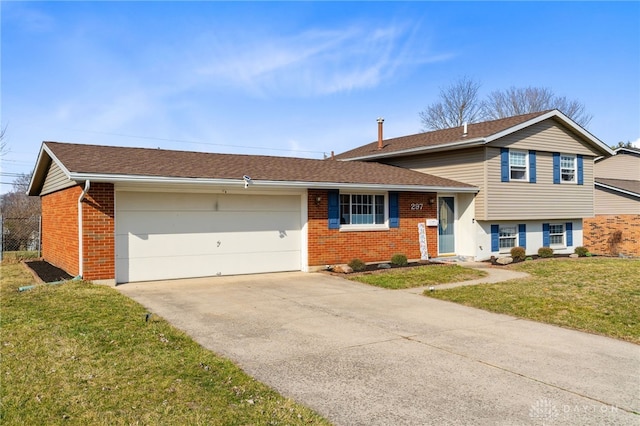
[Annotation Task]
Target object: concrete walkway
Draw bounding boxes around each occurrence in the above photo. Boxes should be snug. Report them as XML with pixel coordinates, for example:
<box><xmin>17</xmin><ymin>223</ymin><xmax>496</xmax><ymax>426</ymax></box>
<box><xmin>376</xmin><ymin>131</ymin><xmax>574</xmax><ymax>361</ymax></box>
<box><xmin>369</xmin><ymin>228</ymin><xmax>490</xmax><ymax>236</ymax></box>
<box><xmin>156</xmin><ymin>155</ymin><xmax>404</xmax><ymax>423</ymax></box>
<box><xmin>403</xmin><ymin>261</ymin><xmax>531</xmax><ymax>293</ymax></box>
<box><xmin>117</xmin><ymin>271</ymin><xmax>639</xmax><ymax>425</ymax></box>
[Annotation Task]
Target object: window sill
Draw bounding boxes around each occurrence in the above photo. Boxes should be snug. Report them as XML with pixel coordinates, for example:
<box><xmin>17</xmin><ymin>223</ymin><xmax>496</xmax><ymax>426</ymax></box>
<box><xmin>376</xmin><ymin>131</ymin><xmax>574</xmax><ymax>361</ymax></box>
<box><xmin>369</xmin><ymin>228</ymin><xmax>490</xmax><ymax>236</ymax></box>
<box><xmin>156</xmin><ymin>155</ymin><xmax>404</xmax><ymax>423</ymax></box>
<box><xmin>339</xmin><ymin>225</ymin><xmax>389</xmax><ymax>232</ymax></box>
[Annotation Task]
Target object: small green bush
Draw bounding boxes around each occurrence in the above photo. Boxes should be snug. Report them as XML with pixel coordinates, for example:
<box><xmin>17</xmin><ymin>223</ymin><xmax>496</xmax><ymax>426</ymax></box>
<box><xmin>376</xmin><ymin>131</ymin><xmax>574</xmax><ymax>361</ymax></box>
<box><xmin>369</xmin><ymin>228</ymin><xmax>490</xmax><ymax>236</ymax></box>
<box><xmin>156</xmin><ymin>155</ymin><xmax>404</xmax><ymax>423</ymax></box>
<box><xmin>538</xmin><ymin>247</ymin><xmax>554</xmax><ymax>258</ymax></box>
<box><xmin>510</xmin><ymin>246</ymin><xmax>526</xmax><ymax>261</ymax></box>
<box><xmin>348</xmin><ymin>258</ymin><xmax>366</xmax><ymax>272</ymax></box>
<box><xmin>390</xmin><ymin>253</ymin><xmax>408</xmax><ymax>266</ymax></box>
<box><xmin>525</xmin><ymin>257</ymin><xmax>533</xmax><ymax>261</ymax></box>
<box><xmin>574</xmin><ymin>246</ymin><xmax>590</xmax><ymax>257</ymax></box>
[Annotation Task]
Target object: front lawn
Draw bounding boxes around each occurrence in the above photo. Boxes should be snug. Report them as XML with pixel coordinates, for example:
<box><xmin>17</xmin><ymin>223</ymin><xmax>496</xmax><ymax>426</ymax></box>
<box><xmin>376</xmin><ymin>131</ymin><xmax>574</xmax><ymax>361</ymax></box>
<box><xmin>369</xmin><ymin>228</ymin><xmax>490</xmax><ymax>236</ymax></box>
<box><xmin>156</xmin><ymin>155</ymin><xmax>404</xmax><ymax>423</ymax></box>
<box><xmin>425</xmin><ymin>258</ymin><xmax>640</xmax><ymax>344</ymax></box>
<box><xmin>348</xmin><ymin>264</ymin><xmax>487</xmax><ymax>289</ymax></box>
<box><xmin>0</xmin><ymin>261</ymin><xmax>329</xmax><ymax>425</ymax></box>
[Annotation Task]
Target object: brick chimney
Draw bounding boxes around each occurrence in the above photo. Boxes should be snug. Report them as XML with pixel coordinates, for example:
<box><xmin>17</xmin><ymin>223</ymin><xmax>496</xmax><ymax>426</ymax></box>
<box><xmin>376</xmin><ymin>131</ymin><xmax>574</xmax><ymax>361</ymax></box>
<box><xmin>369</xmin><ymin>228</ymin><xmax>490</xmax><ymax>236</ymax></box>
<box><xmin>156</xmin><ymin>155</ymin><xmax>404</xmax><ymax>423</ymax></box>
<box><xmin>377</xmin><ymin>117</ymin><xmax>384</xmax><ymax>150</ymax></box>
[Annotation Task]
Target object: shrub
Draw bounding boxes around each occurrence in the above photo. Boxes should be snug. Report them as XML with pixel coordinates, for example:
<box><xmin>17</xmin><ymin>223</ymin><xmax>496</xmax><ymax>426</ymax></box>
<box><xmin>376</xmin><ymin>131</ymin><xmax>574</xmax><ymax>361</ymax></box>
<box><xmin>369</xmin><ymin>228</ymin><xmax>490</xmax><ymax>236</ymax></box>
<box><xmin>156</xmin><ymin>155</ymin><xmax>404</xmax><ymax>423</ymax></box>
<box><xmin>538</xmin><ymin>247</ymin><xmax>554</xmax><ymax>258</ymax></box>
<box><xmin>348</xmin><ymin>258</ymin><xmax>366</xmax><ymax>272</ymax></box>
<box><xmin>574</xmin><ymin>246</ymin><xmax>590</xmax><ymax>257</ymax></box>
<box><xmin>390</xmin><ymin>253</ymin><xmax>408</xmax><ymax>266</ymax></box>
<box><xmin>525</xmin><ymin>257</ymin><xmax>533</xmax><ymax>261</ymax></box>
<box><xmin>510</xmin><ymin>246</ymin><xmax>526</xmax><ymax>261</ymax></box>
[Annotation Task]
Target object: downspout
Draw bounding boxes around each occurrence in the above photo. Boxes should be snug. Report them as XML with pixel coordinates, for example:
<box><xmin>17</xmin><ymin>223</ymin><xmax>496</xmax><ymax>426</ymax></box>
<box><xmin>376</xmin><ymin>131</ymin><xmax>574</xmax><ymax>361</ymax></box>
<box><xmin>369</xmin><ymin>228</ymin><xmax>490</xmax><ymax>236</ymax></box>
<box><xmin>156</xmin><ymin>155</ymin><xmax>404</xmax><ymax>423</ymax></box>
<box><xmin>78</xmin><ymin>180</ymin><xmax>90</xmax><ymax>278</ymax></box>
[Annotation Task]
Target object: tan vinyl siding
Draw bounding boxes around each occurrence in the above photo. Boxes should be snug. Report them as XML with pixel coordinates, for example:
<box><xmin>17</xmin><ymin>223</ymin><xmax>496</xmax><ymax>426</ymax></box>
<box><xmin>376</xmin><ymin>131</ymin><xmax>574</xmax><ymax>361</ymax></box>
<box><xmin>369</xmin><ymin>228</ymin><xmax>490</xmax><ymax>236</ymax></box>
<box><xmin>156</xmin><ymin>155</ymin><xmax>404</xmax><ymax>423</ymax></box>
<box><xmin>41</xmin><ymin>161</ymin><xmax>76</xmax><ymax>195</ymax></box>
<box><xmin>489</xmin><ymin>119</ymin><xmax>598</xmax><ymax>156</ymax></box>
<box><xmin>595</xmin><ymin>187</ymin><xmax>640</xmax><ymax>215</ymax></box>
<box><xmin>485</xmin><ymin>148</ymin><xmax>595</xmax><ymax>220</ymax></box>
<box><xmin>595</xmin><ymin>153</ymin><xmax>640</xmax><ymax>180</ymax></box>
<box><xmin>383</xmin><ymin>147</ymin><xmax>485</xmax><ymax>215</ymax></box>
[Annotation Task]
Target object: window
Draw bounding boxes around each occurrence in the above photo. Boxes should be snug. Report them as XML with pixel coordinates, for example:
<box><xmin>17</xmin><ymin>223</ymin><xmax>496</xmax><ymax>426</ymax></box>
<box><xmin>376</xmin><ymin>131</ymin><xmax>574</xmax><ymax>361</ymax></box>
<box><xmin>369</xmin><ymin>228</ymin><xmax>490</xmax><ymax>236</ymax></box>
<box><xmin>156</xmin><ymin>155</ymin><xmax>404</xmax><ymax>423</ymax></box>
<box><xmin>509</xmin><ymin>151</ymin><xmax>527</xmax><ymax>181</ymax></box>
<box><xmin>549</xmin><ymin>224</ymin><xmax>564</xmax><ymax>246</ymax></box>
<box><xmin>499</xmin><ymin>225</ymin><xmax>517</xmax><ymax>250</ymax></box>
<box><xmin>560</xmin><ymin>155</ymin><xmax>576</xmax><ymax>183</ymax></box>
<box><xmin>340</xmin><ymin>194</ymin><xmax>386</xmax><ymax>225</ymax></box>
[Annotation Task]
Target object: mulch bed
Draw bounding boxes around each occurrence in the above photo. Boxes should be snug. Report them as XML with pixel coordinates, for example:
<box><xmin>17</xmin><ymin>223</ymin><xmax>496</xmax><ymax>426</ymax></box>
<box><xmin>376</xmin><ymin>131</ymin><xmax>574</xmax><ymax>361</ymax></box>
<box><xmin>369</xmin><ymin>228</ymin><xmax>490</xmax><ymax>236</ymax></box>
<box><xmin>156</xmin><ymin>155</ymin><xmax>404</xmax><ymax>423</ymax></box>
<box><xmin>24</xmin><ymin>260</ymin><xmax>74</xmax><ymax>283</ymax></box>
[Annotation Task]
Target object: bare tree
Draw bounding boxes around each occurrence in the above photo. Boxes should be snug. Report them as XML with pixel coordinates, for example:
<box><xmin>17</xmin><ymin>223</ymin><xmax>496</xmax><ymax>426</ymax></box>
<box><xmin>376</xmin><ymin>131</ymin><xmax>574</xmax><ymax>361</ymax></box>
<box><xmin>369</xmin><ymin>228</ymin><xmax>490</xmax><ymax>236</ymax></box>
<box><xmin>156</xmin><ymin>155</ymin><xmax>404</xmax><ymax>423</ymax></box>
<box><xmin>1</xmin><ymin>173</ymin><xmax>42</xmax><ymax>253</ymax></box>
<box><xmin>483</xmin><ymin>86</ymin><xmax>592</xmax><ymax>127</ymax></box>
<box><xmin>419</xmin><ymin>76</ymin><xmax>484</xmax><ymax>130</ymax></box>
<box><xmin>0</xmin><ymin>124</ymin><xmax>7</xmax><ymax>157</ymax></box>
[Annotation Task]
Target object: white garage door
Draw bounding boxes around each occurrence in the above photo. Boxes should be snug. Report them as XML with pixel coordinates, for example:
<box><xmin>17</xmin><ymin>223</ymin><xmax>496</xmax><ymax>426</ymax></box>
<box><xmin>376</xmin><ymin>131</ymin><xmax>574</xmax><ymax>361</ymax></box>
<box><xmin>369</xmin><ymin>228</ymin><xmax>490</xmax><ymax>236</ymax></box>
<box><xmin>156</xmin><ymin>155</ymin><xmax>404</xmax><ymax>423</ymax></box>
<box><xmin>115</xmin><ymin>191</ymin><xmax>302</xmax><ymax>283</ymax></box>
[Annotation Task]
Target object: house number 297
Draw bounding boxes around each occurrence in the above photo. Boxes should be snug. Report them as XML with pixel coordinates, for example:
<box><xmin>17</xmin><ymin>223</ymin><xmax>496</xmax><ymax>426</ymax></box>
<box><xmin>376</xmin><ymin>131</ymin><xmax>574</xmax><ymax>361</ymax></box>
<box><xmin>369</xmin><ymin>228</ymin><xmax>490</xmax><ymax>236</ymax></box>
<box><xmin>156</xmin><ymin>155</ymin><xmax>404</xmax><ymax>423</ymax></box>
<box><xmin>410</xmin><ymin>203</ymin><xmax>424</xmax><ymax>210</ymax></box>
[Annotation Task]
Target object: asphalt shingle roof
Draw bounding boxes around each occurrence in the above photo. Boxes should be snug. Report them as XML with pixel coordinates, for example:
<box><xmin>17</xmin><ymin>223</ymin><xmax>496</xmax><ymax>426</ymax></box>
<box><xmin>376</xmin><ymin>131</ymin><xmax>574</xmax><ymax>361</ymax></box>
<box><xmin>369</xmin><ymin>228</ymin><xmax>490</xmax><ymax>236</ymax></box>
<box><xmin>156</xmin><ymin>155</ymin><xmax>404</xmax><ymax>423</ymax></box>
<box><xmin>335</xmin><ymin>110</ymin><xmax>552</xmax><ymax>160</ymax></box>
<box><xmin>596</xmin><ymin>178</ymin><xmax>640</xmax><ymax>196</ymax></box>
<box><xmin>43</xmin><ymin>141</ymin><xmax>476</xmax><ymax>189</ymax></box>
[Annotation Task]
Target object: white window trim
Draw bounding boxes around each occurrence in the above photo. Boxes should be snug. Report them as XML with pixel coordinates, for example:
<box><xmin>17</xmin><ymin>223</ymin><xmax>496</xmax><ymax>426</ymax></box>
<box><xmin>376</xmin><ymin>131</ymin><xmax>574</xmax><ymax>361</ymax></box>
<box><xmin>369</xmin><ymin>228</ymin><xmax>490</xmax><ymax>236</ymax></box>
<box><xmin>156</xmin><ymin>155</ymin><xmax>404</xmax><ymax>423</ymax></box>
<box><xmin>549</xmin><ymin>223</ymin><xmax>566</xmax><ymax>248</ymax></box>
<box><xmin>509</xmin><ymin>150</ymin><xmax>528</xmax><ymax>182</ymax></box>
<box><xmin>339</xmin><ymin>192</ymin><xmax>389</xmax><ymax>231</ymax></box>
<box><xmin>560</xmin><ymin>154</ymin><xmax>577</xmax><ymax>184</ymax></box>
<box><xmin>498</xmin><ymin>224</ymin><xmax>517</xmax><ymax>253</ymax></box>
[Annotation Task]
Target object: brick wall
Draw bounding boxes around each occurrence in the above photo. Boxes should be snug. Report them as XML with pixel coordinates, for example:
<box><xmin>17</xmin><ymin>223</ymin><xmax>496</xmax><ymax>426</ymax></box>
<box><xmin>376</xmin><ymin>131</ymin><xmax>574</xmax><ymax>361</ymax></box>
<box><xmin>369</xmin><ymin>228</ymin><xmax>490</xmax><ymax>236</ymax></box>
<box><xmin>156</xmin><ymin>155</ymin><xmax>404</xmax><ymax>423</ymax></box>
<box><xmin>41</xmin><ymin>183</ymin><xmax>115</xmax><ymax>280</ymax></box>
<box><xmin>308</xmin><ymin>189</ymin><xmax>438</xmax><ymax>266</ymax></box>
<box><xmin>81</xmin><ymin>183</ymin><xmax>115</xmax><ymax>280</ymax></box>
<box><xmin>41</xmin><ymin>186</ymin><xmax>81</xmax><ymax>275</ymax></box>
<box><xmin>583</xmin><ymin>215</ymin><xmax>640</xmax><ymax>257</ymax></box>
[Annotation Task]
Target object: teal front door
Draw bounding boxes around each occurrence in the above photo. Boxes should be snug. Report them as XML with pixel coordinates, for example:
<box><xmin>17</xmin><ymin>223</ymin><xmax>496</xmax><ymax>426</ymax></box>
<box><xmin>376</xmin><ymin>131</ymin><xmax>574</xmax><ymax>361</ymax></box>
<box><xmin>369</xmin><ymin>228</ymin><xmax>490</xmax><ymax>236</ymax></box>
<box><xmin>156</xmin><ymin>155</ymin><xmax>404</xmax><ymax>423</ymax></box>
<box><xmin>438</xmin><ymin>197</ymin><xmax>455</xmax><ymax>254</ymax></box>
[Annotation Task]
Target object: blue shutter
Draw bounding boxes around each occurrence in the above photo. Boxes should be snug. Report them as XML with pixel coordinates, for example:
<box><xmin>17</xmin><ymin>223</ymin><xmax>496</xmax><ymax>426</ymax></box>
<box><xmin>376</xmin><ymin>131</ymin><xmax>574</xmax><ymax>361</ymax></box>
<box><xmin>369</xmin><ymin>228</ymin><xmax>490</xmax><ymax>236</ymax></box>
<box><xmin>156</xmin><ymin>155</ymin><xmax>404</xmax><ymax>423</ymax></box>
<box><xmin>328</xmin><ymin>190</ymin><xmax>340</xmax><ymax>229</ymax></box>
<box><xmin>518</xmin><ymin>224</ymin><xmax>526</xmax><ymax>248</ymax></box>
<box><xmin>491</xmin><ymin>225</ymin><xmax>499</xmax><ymax>251</ymax></box>
<box><xmin>577</xmin><ymin>155</ymin><xmax>584</xmax><ymax>185</ymax></box>
<box><xmin>389</xmin><ymin>192</ymin><xmax>399</xmax><ymax>228</ymax></box>
<box><xmin>543</xmin><ymin>223</ymin><xmax>550</xmax><ymax>246</ymax></box>
<box><xmin>500</xmin><ymin>148</ymin><xmax>509</xmax><ymax>182</ymax></box>
<box><xmin>529</xmin><ymin>151</ymin><xmax>536</xmax><ymax>183</ymax></box>
<box><xmin>553</xmin><ymin>153</ymin><xmax>560</xmax><ymax>184</ymax></box>
<box><xmin>566</xmin><ymin>222</ymin><xmax>573</xmax><ymax>246</ymax></box>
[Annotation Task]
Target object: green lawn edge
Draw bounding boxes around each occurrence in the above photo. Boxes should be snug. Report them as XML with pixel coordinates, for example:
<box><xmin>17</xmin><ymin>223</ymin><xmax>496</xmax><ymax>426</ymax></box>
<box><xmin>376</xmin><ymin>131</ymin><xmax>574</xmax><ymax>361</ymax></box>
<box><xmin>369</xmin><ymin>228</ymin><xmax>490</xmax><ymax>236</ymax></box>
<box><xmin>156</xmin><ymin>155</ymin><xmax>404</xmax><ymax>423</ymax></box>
<box><xmin>0</xmin><ymin>261</ymin><xmax>330</xmax><ymax>425</ymax></box>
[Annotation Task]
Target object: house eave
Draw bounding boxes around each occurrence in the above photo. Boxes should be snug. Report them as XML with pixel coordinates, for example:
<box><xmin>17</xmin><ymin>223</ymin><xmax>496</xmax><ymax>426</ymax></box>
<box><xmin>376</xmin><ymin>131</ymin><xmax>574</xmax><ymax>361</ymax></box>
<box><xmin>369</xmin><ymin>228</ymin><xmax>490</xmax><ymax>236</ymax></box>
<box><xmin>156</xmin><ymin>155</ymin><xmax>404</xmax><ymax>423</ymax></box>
<box><xmin>595</xmin><ymin>182</ymin><xmax>640</xmax><ymax>198</ymax></box>
<box><xmin>338</xmin><ymin>138</ymin><xmax>487</xmax><ymax>162</ymax></box>
<box><xmin>68</xmin><ymin>173</ymin><xmax>479</xmax><ymax>194</ymax></box>
<box><xmin>27</xmin><ymin>143</ymin><xmax>73</xmax><ymax>196</ymax></box>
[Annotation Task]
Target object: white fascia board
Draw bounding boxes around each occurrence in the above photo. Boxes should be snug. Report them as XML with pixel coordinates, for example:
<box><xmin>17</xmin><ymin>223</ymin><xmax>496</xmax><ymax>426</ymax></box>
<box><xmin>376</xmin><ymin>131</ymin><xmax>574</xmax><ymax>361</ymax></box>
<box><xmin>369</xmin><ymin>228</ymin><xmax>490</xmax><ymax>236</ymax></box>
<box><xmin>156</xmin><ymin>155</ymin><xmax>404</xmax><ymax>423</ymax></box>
<box><xmin>27</xmin><ymin>143</ymin><xmax>74</xmax><ymax>195</ymax></box>
<box><xmin>338</xmin><ymin>138</ymin><xmax>486</xmax><ymax>162</ymax></box>
<box><xmin>69</xmin><ymin>173</ymin><xmax>479</xmax><ymax>194</ymax></box>
<box><xmin>486</xmin><ymin>110</ymin><xmax>615</xmax><ymax>156</ymax></box>
<box><xmin>595</xmin><ymin>182</ymin><xmax>640</xmax><ymax>198</ymax></box>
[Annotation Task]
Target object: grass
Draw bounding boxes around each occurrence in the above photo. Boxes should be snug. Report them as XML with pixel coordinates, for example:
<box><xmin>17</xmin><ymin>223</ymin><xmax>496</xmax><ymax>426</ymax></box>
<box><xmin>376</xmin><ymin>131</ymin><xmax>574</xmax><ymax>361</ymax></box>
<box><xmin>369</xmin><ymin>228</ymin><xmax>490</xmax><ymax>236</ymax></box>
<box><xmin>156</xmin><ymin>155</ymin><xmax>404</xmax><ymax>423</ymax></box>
<box><xmin>425</xmin><ymin>258</ymin><xmax>640</xmax><ymax>344</ymax></box>
<box><xmin>348</xmin><ymin>264</ymin><xmax>487</xmax><ymax>289</ymax></box>
<box><xmin>1</xmin><ymin>250</ymin><xmax>39</xmax><ymax>261</ymax></box>
<box><xmin>0</xmin><ymin>260</ymin><xmax>329</xmax><ymax>425</ymax></box>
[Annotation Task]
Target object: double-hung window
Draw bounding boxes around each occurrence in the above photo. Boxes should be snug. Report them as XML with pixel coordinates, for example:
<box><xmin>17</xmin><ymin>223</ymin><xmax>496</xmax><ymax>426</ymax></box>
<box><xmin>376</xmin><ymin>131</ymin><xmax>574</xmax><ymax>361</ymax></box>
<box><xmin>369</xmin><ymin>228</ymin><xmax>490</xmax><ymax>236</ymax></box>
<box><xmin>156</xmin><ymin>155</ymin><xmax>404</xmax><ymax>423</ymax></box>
<box><xmin>498</xmin><ymin>225</ymin><xmax>517</xmax><ymax>250</ymax></box>
<box><xmin>549</xmin><ymin>224</ymin><xmax>565</xmax><ymax>246</ymax></box>
<box><xmin>340</xmin><ymin>194</ymin><xmax>385</xmax><ymax>226</ymax></box>
<box><xmin>509</xmin><ymin>151</ymin><xmax>527</xmax><ymax>181</ymax></box>
<box><xmin>560</xmin><ymin>155</ymin><xmax>576</xmax><ymax>183</ymax></box>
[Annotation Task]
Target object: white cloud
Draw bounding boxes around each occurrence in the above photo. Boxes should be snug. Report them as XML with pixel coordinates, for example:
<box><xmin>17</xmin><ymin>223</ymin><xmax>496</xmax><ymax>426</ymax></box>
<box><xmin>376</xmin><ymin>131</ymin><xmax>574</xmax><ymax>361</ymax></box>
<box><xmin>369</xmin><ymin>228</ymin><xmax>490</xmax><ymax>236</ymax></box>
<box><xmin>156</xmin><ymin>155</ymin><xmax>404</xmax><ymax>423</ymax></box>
<box><xmin>631</xmin><ymin>137</ymin><xmax>640</xmax><ymax>148</ymax></box>
<box><xmin>192</xmin><ymin>23</ymin><xmax>451</xmax><ymax>98</ymax></box>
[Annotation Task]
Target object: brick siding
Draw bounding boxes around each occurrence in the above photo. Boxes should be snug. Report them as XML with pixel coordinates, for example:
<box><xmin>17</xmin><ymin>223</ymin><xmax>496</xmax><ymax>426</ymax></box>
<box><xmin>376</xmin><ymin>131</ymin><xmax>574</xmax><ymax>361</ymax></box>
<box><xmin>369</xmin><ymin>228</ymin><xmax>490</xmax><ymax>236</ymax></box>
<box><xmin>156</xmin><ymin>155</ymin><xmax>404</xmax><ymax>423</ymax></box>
<box><xmin>81</xmin><ymin>183</ymin><xmax>115</xmax><ymax>280</ymax></box>
<box><xmin>583</xmin><ymin>215</ymin><xmax>640</xmax><ymax>257</ymax></box>
<box><xmin>308</xmin><ymin>189</ymin><xmax>438</xmax><ymax>266</ymax></box>
<box><xmin>41</xmin><ymin>186</ymin><xmax>82</xmax><ymax>275</ymax></box>
<box><xmin>41</xmin><ymin>183</ymin><xmax>115</xmax><ymax>280</ymax></box>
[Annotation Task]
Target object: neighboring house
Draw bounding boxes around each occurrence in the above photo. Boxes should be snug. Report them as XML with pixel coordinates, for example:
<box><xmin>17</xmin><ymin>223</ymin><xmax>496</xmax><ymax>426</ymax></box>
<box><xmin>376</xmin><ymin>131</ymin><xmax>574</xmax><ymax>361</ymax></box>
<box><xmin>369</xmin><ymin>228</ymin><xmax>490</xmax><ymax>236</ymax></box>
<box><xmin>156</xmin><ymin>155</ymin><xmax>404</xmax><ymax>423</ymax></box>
<box><xmin>336</xmin><ymin>110</ymin><xmax>614</xmax><ymax>261</ymax></box>
<box><xmin>27</xmin><ymin>142</ymin><xmax>477</xmax><ymax>284</ymax></box>
<box><xmin>583</xmin><ymin>147</ymin><xmax>640</xmax><ymax>256</ymax></box>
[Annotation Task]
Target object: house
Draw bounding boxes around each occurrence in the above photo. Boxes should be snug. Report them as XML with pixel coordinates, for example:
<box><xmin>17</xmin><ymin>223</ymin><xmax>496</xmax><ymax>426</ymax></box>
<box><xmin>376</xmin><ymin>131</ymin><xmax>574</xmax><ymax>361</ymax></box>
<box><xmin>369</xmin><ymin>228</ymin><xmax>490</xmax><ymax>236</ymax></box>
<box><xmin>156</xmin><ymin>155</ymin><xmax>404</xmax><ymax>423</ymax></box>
<box><xmin>27</xmin><ymin>142</ymin><xmax>477</xmax><ymax>284</ymax></box>
<box><xmin>335</xmin><ymin>110</ymin><xmax>614</xmax><ymax>261</ymax></box>
<box><xmin>583</xmin><ymin>147</ymin><xmax>640</xmax><ymax>256</ymax></box>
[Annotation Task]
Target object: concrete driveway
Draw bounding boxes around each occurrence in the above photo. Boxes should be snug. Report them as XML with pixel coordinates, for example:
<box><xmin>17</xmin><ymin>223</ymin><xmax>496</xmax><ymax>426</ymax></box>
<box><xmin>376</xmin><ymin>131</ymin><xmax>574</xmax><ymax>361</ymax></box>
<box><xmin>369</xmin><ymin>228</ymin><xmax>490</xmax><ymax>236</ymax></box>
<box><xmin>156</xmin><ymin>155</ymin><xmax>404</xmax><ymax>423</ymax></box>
<box><xmin>117</xmin><ymin>272</ymin><xmax>639</xmax><ymax>425</ymax></box>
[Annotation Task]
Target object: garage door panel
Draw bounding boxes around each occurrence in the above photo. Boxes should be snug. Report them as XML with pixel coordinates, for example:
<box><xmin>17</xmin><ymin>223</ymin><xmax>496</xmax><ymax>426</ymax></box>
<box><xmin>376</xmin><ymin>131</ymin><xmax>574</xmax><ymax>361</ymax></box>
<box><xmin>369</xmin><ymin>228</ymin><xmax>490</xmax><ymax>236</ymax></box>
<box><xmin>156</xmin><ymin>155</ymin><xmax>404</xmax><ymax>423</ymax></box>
<box><xmin>119</xmin><ymin>249</ymin><xmax>301</xmax><ymax>282</ymax></box>
<box><xmin>118</xmin><ymin>192</ymin><xmax>300</xmax><ymax>212</ymax></box>
<box><xmin>115</xmin><ymin>191</ymin><xmax>303</xmax><ymax>283</ymax></box>
<box><xmin>117</xmin><ymin>210</ymin><xmax>300</xmax><ymax>235</ymax></box>
<box><xmin>117</xmin><ymin>229</ymin><xmax>301</xmax><ymax>258</ymax></box>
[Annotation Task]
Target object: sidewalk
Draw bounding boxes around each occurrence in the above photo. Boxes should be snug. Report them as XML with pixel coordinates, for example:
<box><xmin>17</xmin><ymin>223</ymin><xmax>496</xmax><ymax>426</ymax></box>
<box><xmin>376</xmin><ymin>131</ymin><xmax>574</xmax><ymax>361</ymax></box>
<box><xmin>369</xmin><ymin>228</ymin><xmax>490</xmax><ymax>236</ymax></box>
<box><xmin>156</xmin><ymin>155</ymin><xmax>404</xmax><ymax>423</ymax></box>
<box><xmin>403</xmin><ymin>260</ymin><xmax>531</xmax><ymax>293</ymax></box>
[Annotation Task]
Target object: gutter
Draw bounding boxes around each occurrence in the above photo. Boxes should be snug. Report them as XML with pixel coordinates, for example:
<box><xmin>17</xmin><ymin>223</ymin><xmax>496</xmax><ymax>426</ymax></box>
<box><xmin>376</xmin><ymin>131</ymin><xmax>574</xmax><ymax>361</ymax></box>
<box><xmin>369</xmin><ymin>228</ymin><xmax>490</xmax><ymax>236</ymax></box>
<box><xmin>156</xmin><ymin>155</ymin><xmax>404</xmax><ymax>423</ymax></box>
<box><xmin>68</xmin><ymin>173</ymin><xmax>479</xmax><ymax>193</ymax></box>
<box><xmin>77</xmin><ymin>180</ymin><xmax>90</xmax><ymax>278</ymax></box>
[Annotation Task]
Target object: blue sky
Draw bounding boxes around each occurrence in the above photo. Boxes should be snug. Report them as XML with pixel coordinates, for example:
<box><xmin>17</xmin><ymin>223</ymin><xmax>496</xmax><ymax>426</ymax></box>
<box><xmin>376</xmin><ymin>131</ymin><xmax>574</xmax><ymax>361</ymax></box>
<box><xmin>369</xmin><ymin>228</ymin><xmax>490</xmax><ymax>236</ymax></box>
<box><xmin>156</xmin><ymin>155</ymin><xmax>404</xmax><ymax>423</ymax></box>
<box><xmin>2</xmin><ymin>1</ymin><xmax>639</xmax><ymax>194</ymax></box>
